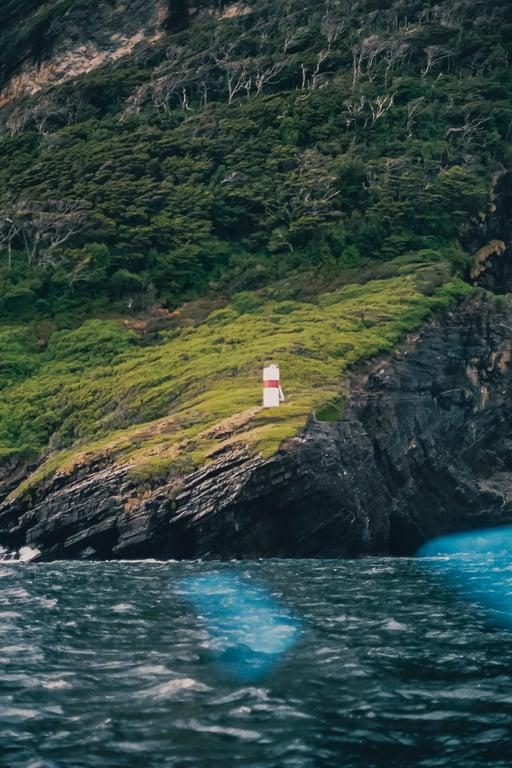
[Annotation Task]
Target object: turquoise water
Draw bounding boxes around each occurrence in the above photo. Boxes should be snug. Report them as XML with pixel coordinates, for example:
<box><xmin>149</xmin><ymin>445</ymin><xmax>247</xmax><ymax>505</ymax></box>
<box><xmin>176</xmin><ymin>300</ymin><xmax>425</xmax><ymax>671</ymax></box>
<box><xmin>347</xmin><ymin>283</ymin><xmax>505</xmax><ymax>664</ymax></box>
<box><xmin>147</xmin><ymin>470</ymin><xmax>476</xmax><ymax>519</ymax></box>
<box><xmin>1</xmin><ymin>559</ymin><xmax>511</xmax><ymax>767</ymax></box>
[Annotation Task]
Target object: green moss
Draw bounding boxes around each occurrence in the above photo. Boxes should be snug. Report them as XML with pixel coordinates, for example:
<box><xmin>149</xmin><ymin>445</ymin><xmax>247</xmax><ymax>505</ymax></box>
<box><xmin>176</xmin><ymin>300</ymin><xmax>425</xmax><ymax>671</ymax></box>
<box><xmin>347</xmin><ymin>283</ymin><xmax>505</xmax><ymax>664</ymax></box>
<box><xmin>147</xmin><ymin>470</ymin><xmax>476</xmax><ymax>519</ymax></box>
<box><xmin>3</xmin><ymin>261</ymin><xmax>472</xmax><ymax>496</ymax></box>
<box><xmin>316</xmin><ymin>398</ymin><xmax>345</xmax><ymax>422</ymax></box>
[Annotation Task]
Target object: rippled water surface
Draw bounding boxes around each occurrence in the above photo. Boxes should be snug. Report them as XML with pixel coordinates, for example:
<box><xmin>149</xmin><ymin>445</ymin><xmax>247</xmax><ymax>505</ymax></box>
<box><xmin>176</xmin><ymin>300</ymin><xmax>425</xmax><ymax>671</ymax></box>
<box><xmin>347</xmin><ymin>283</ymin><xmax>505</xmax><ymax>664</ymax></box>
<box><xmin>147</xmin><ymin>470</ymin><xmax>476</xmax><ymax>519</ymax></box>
<box><xmin>1</xmin><ymin>558</ymin><xmax>511</xmax><ymax>767</ymax></box>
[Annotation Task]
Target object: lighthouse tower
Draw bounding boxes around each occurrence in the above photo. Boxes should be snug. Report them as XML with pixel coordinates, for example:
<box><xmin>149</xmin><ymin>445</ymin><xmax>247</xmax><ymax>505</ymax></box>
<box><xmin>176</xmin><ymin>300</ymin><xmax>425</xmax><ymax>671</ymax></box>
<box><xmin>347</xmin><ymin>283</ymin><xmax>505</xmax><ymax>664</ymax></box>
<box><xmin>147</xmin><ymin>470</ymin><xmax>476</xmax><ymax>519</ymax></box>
<box><xmin>263</xmin><ymin>364</ymin><xmax>285</xmax><ymax>408</ymax></box>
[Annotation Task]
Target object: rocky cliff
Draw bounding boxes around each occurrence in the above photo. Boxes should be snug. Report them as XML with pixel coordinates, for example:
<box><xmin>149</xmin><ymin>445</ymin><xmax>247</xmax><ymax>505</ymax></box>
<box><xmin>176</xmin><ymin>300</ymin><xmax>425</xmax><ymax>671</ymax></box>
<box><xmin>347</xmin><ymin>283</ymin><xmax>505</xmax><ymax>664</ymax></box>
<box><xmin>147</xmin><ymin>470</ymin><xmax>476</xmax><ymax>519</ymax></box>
<box><xmin>2</xmin><ymin>289</ymin><xmax>512</xmax><ymax>561</ymax></box>
<box><xmin>1</xmin><ymin>0</ymin><xmax>511</xmax><ymax>560</ymax></box>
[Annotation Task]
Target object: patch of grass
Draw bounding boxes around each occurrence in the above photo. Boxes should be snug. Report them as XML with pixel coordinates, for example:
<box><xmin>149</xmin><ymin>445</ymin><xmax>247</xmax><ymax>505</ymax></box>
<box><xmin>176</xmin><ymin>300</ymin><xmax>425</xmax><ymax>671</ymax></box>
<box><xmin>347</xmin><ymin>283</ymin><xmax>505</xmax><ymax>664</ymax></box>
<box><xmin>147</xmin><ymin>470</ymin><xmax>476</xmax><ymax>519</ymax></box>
<box><xmin>3</xmin><ymin>264</ymin><xmax>473</xmax><ymax>497</ymax></box>
<box><xmin>316</xmin><ymin>397</ymin><xmax>345</xmax><ymax>422</ymax></box>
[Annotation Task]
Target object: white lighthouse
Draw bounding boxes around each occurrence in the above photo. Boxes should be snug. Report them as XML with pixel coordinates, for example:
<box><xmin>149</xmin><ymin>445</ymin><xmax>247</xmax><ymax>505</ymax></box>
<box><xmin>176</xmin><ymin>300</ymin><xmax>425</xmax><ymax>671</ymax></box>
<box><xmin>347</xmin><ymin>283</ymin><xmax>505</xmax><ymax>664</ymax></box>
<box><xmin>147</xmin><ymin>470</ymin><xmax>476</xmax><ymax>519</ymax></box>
<box><xmin>263</xmin><ymin>363</ymin><xmax>285</xmax><ymax>408</ymax></box>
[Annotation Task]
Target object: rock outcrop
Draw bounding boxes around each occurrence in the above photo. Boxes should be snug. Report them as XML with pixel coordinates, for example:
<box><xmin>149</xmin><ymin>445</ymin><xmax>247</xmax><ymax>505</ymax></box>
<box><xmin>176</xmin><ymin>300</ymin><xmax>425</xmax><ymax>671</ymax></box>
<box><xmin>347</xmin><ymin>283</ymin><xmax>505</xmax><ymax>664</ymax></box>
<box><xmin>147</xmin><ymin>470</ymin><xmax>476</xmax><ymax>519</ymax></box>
<box><xmin>0</xmin><ymin>1</ymin><xmax>168</xmax><ymax>108</ymax></box>
<box><xmin>466</xmin><ymin>171</ymin><xmax>512</xmax><ymax>293</ymax></box>
<box><xmin>2</xmin><ymin>292</ymin><xmax>512</xmax><ymax>560</ymax></box>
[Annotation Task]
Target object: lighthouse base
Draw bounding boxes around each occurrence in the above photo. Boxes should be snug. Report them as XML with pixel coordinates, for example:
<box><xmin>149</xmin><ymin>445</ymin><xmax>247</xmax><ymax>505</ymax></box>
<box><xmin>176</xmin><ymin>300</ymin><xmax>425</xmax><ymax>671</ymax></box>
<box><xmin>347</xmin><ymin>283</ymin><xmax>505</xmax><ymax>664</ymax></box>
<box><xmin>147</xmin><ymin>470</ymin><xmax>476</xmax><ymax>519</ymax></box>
<box><xmin>263</xmin><ymin>389</ymin><xmax>280</xmax><ymax>408</ymax></box>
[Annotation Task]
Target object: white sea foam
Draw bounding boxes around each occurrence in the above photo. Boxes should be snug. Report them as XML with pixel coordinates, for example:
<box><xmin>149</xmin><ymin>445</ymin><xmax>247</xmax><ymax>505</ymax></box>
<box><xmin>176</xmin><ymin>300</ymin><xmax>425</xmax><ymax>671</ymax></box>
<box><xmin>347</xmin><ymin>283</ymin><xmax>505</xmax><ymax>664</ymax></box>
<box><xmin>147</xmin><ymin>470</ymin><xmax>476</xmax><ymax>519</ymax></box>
<box><xmin>112</xmin><ymin>602</ymin><xmax>134</xmax><ymax>613</ymax></box>
<box><xmin>132</xmin><ymin>664</ymin><xmax>169</xmax><ymax>676</ymax></box>
<box><xmin>140</xmin><ymin>678</ymin><xmax>211</xmax><ymax>699</ymax></box>
<box><xmin>18</xmin><ymin>546</ymin><xmax>41</xmax><ymax>563</ymax></box>
<box><xmin>178</xmin><ymin>720</ymin><xmax>261</xmax><ymax>741</ymax></box>
<box><xmin>0</xmin><ymin>546</ymin><xmax>41</xmax><ymax>563</ymax></box>
<box><xmin>36</xmin><ymin>597</ymin><xmax>58</xmax><ymax>609</ymax></box>
<box><xmin>1</xmin><ymin>707</ymin><xmax>40</xmax><ymax>720</ymax></box>
<box><xmin>3</xmin><ymin>587</ymin><xmax>30</xmax><ymax>599</ymax></box>
<box><xmin>384</xmin><ymin>618</ymin><xmax>408</xmax><ymax>631</ymax></box>
<box><xmin>42</xmin><ymin>679</ymin><xmax>73</xmax><ymax>690</ymax></box>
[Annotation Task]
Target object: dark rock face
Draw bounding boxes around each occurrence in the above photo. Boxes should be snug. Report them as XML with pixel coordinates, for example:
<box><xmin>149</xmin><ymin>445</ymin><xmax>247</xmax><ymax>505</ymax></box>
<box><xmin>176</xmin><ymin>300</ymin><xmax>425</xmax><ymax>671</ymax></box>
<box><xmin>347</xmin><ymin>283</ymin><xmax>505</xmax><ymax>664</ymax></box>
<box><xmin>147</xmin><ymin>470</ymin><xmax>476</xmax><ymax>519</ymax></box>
<box><xmin>2</xmin><ymin>293</ymin><xmax>512</xmax><ymax>560</ymax></box>
<box><xmin>466</xmin><ymin>172</ymin><xmax>512</xmax><ymax>294</ymax></box>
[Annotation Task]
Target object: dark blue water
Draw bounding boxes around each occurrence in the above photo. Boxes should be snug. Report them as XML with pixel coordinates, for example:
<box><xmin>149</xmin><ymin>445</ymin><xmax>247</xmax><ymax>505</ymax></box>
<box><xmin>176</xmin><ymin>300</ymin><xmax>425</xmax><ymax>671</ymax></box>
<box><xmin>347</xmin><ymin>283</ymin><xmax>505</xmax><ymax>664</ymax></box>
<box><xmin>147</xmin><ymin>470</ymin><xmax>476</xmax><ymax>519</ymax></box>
<box><xmin>1</xmin><ymin>558</ymin><xmax>511</xmax><ymax>768</ymax></box>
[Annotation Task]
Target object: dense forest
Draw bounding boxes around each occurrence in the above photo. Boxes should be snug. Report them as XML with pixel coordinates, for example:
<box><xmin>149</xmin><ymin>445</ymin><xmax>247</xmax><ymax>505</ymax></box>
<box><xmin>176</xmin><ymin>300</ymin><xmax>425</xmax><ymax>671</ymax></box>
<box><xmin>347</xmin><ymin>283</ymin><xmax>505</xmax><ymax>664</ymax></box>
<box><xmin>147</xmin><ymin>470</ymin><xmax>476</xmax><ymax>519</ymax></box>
<box><xmin>1</xmin><ymin>0</ymin><xmax>510</xmax><ymax>320</ymax></box>
<box><xmin>0</xmin><ymin>0</ymin><xmax>510</xmax><ymax>486</ymax></box>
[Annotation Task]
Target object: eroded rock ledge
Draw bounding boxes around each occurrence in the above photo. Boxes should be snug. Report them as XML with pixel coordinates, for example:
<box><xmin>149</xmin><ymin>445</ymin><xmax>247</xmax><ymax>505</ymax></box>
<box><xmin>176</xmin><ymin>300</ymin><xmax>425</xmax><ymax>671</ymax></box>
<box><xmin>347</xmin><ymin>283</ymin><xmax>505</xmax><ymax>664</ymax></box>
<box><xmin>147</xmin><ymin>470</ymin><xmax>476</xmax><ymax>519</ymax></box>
<box><xmin>1</xmin><ymin>292</ymin><xmax>512</xmax><ymax>560</ymax></box>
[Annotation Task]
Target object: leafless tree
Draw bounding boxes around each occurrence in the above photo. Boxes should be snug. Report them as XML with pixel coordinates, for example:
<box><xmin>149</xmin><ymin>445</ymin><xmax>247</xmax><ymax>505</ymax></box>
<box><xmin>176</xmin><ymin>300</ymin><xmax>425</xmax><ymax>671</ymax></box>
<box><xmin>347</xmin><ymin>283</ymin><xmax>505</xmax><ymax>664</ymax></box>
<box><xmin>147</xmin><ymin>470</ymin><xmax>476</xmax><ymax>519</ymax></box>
<box><xmin>446</xmin><ymin>105</ymin><xmax>495</xmax><ymax>157</ymax></box>
<box><xmin>150</xmin><ymin>69</ymin><xmax>197</xmax><ymax>112</ymax></box>
<box><xmin>382</xmin><ymin>40</ymin><xmax>410</xmax><ymax>84</ymax></box>
<box><xmin>151</xmin><ymin>74</ymin><xmax>183</xmax><ymax>113</ymax></box>
<box><xmin>215</xmin><ymin>51</ymin><xmax>251</xmax><ymax>103</ymax></box>
<box><xmin>406</xmin><ymin>97</ymin><xmax>426</xmax><ymax>138</ymax></box>
<box><xmin>321</xmin><ymin>10</ymin><xmax>345</xmax><ymax>51</ymax></box>
<box><xmin>62</xmin><ymin>93</ymin><xmax>87</xmax><ymax>126</ymax></box>
<box><xmin>422</xmin><ymin>46</ymin><xmax>452</xmax><ymax>77</ymax></box>
<box><xmin>5</xmin><ymin>90</ymin><xmax>85</xmax><ymax>136</ymax></box>
<box><xmin>352</xmin><ymin>35</ymin><xmax>387</xmax><ymax>85</ymax></box>
<box><xmin>199</xmin><ymin>78</ymin><xmax>209</xmax><ymax>108</ymax></box>
<box><xmin>292</xmin><ymin>149</ymin><xmax>340</xmax><ymax>220</ymax></box>
<box><xmin>255</xmin><ymin>61</ymin><xmax>285</xmax><ymax>94</ymax></box>
<box><xmin>344</xmin><ymin>94</ymin><xmax>367</xmax><ymax>129</ymax></box>
<box><xmin>420</xmin><ymin>2</ymin><xmax>459</xmax><ymax>30</ymax></box>
<box><xmin>299</xmin><ymin>50</ymin><xmax>329</xmax><ymax>91</ymax></box>
<box><xmin>6</xmin><ymin>106</ymin><xmax>32</xmax><ymax>137</ymax></box>
<box><xmin>266</xmin><ymin>147</ymin><xmax>341</xmax><ymax>251</ymax></box>
<box><xmin>40</xmin><ymin>201</ymin><xmax>90</xmax><ymax>267</ymax></box>
<box><xmin>314</xmin><ymin>50</ymin><xmax>330</xmax><ymax>89</ymax></box>
<box><xmin>179</xmin><ymin>87</ymin><xmax>192</xmax><ymax>110</ymax></box>
<box><xmin>363</xmin><ymin>156</ymin><xmax>438</xmax><ymax>212</ymax></box>
<box><xmin>6</xmin><ymin>199</ymin><xmax>90</xmax><ymax>267</ymax></box>
<box><xmin>352</xmin><ymin>33</ymin><xmax>410</xmax><ymax>86</ymax></box>
<box><xmin>283</xmin><ymin>27</ymin><xmax>308</xmax><ymax>54</ymax></box>
<box><xmin>120</xmin><ymin>84</ymin><xmax>150</xmax><ymax>121</ymax></box>
<box><xmin>351</xmin><ymin>45</ymin><xmax>362</xmax><ymax>86</ymax></box>
<box><xmin>0</xmin><ymin>207</ymin><xmax>22</xmax><ymax>271</ymax></box>
<box><xmin>30</xmin><ymin>93</ymin><xmax>65</xmax><ymax>135</ymax></box>
<box><xmin>300</xmin><ymin>63</ymin><xmax>309</xmax><ymax>91</ymax></box>
<box><xmin>370</xmin><ymin>92</ymin><xmax>396</xmax><ymax>123</ymax></box>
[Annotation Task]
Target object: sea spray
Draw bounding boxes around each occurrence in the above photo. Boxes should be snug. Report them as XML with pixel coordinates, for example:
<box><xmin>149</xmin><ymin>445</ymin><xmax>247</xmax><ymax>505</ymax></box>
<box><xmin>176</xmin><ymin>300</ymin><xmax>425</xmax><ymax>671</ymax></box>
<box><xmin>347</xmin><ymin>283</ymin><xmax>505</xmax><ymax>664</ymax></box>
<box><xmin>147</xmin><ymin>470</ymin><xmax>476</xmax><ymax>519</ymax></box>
<box><xmin>0</xmin><ymin>546</ymin><xmax>40</xmax><ymax>562</ymax></box>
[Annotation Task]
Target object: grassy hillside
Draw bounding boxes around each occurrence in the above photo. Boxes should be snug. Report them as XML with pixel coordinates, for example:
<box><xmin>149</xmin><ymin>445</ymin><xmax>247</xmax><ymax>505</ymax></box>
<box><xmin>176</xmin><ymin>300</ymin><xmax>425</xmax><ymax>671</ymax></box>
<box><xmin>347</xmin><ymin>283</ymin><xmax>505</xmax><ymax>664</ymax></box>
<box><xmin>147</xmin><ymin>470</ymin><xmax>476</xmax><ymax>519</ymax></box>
<box><xmin>0</xmin><ymin>0</ymin><xmax>509</xmax><ymax>490</ymax></box>
<box><xmin>1</xmin><ymin>260</ymin><xmax>472</xmax><ymax>494</ymax></box>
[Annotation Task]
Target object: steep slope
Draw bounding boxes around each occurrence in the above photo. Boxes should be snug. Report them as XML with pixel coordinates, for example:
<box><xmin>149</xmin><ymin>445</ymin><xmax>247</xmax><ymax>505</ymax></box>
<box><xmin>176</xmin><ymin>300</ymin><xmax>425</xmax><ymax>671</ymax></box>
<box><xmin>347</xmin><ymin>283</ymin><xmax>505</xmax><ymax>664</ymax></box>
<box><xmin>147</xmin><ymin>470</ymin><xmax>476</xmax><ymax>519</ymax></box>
<box><xmin>0</xmin><ymin>0</ymin><xmax>511</xmax><ymax>558</ymax></box>
<box><xmin>2</xmin><ymin>290</ymin><xmax>512</xmax><ymax>560</ymax></box>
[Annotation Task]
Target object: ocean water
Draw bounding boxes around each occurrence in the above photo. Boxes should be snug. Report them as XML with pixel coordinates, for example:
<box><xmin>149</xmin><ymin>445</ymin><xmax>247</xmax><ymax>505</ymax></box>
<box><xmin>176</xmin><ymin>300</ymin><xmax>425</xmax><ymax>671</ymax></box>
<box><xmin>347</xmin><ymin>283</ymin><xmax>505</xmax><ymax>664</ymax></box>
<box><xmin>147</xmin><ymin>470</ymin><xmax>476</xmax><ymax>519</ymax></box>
<box><xmin>0</xmin><ymin>558</ymin><xmax>511</xmax><ymax>768</ymax></box>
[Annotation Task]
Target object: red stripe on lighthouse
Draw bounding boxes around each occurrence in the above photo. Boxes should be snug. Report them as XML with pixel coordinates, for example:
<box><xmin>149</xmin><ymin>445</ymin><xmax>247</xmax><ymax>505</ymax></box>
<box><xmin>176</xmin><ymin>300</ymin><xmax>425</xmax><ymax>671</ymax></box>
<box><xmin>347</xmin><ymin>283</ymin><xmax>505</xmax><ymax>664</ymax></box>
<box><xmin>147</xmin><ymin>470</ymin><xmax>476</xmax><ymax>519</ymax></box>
<box><xmin>263</xmin><ymin>380</ymin><xmax>280</xmax><ymax>388</ymax></box>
